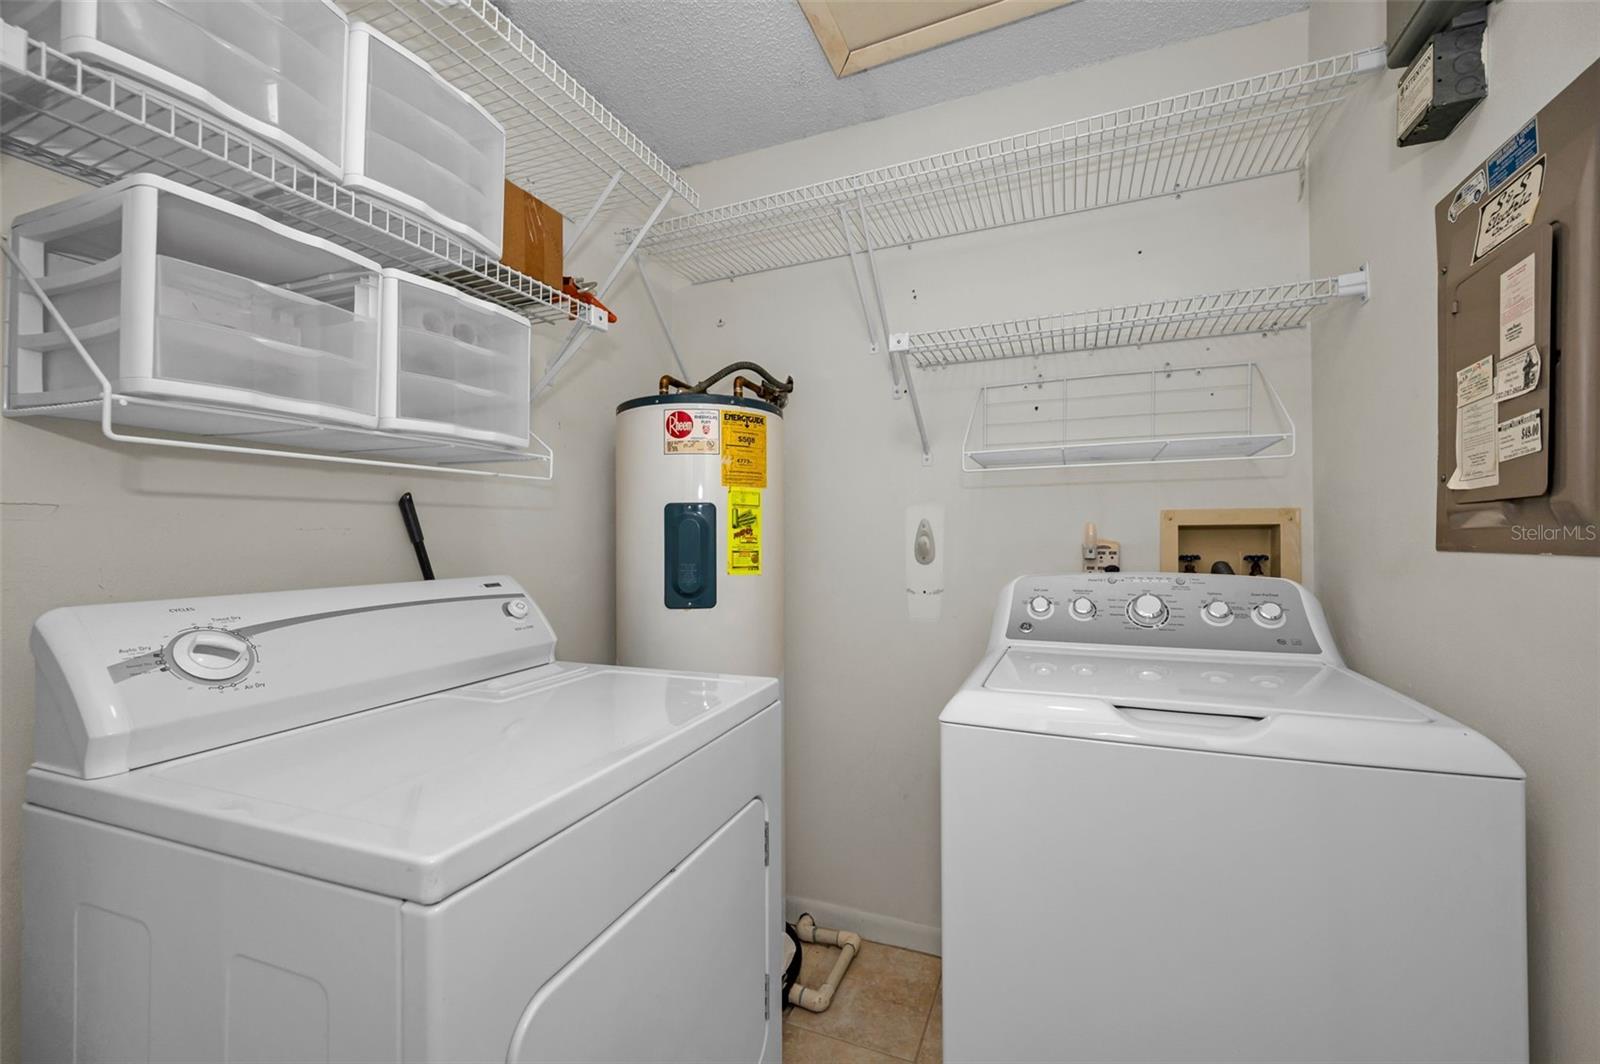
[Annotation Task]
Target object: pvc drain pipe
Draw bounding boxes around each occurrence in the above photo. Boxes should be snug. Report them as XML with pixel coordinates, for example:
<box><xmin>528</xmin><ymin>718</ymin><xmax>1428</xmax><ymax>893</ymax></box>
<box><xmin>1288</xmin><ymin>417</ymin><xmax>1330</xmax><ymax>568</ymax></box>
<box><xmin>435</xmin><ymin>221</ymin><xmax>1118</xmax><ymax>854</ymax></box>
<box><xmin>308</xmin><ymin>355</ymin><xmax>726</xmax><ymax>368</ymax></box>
<box><xmin>788</xmin><ymin>913</ymin><xmax>861</xmax><ymax>1013</ymax></box>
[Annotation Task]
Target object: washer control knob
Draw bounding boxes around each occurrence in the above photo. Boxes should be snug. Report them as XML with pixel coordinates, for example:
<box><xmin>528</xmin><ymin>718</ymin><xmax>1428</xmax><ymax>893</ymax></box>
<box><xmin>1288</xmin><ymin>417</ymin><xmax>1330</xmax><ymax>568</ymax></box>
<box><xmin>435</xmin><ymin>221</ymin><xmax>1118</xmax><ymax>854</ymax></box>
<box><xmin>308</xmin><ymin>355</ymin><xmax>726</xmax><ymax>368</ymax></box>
<box><xmin>1027</xmin><ymin>595</ymin><xmax>1054</xmax><ymax>618</ymax></box>
<box><xmin>168</xmin><ymin>629</ymin><xmax>253</xmax><ymax>683</ymax></box>
<box><xmin>1127</xmin><ymin>593</ymin><xmax>1169</xmax><ymax>628</ymax></box>
<box><xmin>1252</xmin><ymin>601</ymin><xmax>1286</xmax><ymax>626</ymax></box>
<box><xmin>504</xmin><ymin>599</ymin><xmax>531</xmax><ymax>620</ymax></box>
<box><xmin>1202</xmin><ymin>600</ymin><xmax>1233</xmax><ymax>624</ymax></box>
<box><xmin>1068</xmin><ymin>596</ymin><xmax>1097</xmax><ymax>620</ymax></box>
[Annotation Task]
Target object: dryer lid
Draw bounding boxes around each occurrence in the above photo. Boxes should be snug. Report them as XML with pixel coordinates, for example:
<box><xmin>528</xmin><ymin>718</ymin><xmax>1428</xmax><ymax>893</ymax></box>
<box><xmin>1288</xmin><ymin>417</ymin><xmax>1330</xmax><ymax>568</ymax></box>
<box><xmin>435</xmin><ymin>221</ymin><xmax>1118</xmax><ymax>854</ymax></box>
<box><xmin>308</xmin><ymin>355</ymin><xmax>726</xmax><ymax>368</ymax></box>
<box><xmin>27</xmin><ymin>663</ymin><xmax>781</xmax><ymax>903</ymax></box>
<box><xmin>943</xmin><ymin>648</ymin><xmax>1522</xmax><ymax>779</ymax></box>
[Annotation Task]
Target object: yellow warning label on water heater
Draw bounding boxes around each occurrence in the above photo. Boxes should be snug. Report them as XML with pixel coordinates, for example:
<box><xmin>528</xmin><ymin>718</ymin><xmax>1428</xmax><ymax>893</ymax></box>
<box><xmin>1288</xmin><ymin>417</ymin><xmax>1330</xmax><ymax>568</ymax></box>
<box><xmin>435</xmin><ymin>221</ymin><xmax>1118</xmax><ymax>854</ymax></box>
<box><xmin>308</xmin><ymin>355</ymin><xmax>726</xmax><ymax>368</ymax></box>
<box><xmin>721</xmin><ymin>411</ymin><xmax>767</xmax><ymax>488</ymax></box>
<box><xmin>728</xmin><ymin>489</ymin><xmax>762</xmax><ymax>575</ymax></box>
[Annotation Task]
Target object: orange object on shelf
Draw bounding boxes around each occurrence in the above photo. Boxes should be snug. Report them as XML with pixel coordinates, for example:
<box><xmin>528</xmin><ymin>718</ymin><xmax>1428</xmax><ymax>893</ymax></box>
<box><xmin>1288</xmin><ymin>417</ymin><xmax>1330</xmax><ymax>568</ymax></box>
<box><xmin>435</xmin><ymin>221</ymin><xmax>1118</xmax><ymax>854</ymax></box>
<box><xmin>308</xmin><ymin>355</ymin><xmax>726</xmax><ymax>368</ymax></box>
<box><xmin>563</xmin><ymin>276</ymin><xmax>618</xmax><ymax>324</ymax></box>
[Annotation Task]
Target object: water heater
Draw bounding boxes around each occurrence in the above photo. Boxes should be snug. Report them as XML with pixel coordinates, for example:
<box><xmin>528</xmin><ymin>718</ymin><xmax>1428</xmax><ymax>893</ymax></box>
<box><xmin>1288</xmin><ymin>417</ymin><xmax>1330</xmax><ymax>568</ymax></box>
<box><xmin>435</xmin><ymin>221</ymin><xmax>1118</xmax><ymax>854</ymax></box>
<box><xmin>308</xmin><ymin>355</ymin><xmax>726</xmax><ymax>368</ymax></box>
<box><xmin>616</xmin><ymin>370</ymin><xmax>789</xmax><ymax>677</ymax></box>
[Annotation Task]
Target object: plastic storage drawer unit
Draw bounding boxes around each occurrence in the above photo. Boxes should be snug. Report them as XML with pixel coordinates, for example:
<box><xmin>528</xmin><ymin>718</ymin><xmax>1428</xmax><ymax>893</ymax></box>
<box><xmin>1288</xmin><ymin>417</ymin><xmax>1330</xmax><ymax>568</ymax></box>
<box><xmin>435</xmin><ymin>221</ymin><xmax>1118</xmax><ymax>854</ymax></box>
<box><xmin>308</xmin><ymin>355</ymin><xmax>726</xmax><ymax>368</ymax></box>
<box><xmin>345</xmin><ymin>24</ymin><xmax>507</xmax><ymax>257</ymax></box>
<box><xmin>380</xmin><ymin>271</ymin><xmax>532</xmax><ymax>449</ymax></box>
<box><xmin>6</xmin><ymin>173</ymin><xmax>382</xmax><ymax>428</ymax></box>
<box><xmin>11</xmin><ymin>0</ymin><xmax>349</xmax><ymax>176</ymax></box>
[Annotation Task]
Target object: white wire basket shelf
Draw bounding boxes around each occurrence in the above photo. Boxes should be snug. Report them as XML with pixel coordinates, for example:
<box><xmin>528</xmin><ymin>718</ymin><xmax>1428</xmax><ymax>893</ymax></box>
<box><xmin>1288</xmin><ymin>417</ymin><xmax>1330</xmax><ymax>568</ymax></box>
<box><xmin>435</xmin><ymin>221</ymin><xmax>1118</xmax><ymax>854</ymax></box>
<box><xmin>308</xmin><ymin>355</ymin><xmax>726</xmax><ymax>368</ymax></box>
<box><xmin>632</xmin><ymin>46</ymin><xmax>1383</xmax><ymax>283</ymax></box>
<box><xmin>335</xmin><ymin>0</ymin><xmax>698</xmax><ymax>218</ymax></box>
<box><xmin>902</xmin><ymin>269</ymin><xmax>1368</xmax><ymax>370</ymax></box>
<box><xmin>0</xmin><ymin>23</ymin><xmax>605</xmax><ymax>328</ymax></box>
<box><xmin>962</xmin><ymin>361</ymin><xmax>1293</xmax><ymax>473</ymax></box>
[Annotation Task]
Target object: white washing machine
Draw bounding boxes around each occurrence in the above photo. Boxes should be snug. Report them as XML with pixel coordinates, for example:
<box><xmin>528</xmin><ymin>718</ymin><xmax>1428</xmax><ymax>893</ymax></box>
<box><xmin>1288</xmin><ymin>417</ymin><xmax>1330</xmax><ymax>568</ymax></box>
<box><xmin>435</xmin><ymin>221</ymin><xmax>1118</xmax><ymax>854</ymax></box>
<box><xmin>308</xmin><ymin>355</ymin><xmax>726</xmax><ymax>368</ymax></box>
<box><xmin>941</xmin><ymin>573</ymin><xmax>1527</xmax><ymax>1064</ymax></box>
<box><xmin>22</xmin><ymin>576</ymin><xmax>783</xmax><ymax>1064</ymax></box>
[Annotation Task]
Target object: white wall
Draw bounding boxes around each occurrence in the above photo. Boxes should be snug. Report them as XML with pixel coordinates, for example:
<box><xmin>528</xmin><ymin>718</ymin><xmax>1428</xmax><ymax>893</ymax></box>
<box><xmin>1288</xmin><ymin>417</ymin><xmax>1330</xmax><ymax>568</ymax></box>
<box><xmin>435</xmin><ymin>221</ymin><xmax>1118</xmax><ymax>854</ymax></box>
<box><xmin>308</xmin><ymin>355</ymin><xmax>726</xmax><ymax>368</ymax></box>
<box><xmin>1306</xmin><ymin>2</ymin><xmax>1600</xmax><ymax>1060</ymax></box>
<box><xmin>666</xmin><ymin>12</ymin><xmax>1322</xmax><ymax>949</ymax></box>
<box><xmin>0</xmin><ymin>156</ymin><xmax>671</xmax><ymax>1063</ymax></box>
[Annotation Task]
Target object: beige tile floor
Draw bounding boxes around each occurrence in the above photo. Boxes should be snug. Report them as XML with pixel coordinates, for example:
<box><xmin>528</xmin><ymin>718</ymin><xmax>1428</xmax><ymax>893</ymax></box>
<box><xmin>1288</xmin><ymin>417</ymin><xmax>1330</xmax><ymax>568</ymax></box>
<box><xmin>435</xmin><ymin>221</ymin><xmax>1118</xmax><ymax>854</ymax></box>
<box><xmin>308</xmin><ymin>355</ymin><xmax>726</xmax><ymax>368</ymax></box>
<box><xmin>783</xmin><ymin>939</ymin><xmax>942</xmax><ymax>1063</ymax></box>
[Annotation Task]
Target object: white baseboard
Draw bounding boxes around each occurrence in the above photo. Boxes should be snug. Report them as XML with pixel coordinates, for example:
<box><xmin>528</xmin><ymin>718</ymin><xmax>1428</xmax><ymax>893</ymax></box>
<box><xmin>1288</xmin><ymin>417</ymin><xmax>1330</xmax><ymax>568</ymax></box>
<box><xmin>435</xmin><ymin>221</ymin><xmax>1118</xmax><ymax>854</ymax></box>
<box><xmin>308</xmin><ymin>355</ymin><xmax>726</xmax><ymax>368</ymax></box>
<box><xmin>785</xmin><ymin>895</ymin><xmax>942</xmax><ymax>957</ymax></box>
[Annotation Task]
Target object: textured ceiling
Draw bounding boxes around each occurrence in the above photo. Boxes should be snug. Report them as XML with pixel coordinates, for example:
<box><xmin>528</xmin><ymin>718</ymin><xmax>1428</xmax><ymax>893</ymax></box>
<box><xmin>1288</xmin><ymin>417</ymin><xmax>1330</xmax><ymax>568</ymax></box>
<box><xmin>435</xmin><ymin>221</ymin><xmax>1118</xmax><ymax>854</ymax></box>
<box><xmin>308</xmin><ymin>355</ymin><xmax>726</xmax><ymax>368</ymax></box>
<box><xmin>501</xmin><ymin>0</ymin><xmax>1309</xmax><ymax>168</ymax></box>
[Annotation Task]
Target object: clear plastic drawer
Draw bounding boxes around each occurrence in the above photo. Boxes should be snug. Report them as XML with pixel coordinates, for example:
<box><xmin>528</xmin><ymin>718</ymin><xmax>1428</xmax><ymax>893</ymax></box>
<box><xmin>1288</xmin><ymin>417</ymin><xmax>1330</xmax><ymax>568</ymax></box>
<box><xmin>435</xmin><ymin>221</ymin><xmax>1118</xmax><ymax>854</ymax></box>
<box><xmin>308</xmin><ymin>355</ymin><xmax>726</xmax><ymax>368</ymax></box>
<box><xmin>7</xmin><ymin>174</ymin><xmax>381</xmax><ymax>427</ymax></box>
<box><xmin>11</xmin><ymin>0</ymin><xmax>348</xmax><ymax>175</ymax></box>
<box><xmin>345</xmin><ymin>24</ymin><xmax>506</xmax><ymax>256</ymax></box>
<box><xmin>379</xmin><ymin>271</ymin><xmax>531</xmax><ymax>448</ymax></box>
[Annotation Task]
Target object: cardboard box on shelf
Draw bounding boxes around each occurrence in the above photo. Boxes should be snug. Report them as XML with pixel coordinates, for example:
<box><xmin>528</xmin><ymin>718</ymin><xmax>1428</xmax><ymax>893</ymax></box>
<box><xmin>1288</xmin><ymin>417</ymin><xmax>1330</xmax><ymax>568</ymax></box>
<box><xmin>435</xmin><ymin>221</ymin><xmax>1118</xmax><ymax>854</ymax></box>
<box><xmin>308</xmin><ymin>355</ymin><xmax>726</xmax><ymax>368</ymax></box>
<box><xmin>502</xmin><ymin>181</ymin><xmax>563</xmax><ymax>290</ymax></box>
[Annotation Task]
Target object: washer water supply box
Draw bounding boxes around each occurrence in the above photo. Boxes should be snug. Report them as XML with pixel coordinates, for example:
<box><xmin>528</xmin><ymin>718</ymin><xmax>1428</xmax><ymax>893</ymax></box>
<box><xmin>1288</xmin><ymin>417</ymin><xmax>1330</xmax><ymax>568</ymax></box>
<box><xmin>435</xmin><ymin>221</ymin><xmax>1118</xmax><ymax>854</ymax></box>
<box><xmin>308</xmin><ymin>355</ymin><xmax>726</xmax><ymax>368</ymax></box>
<box><xmin>5</xmin><ymin>173</ymin><xmax>382</xmax><ymax>428</ymax></box>
<box><xmin>344</xmin><ymin>23</ymin><xmax>507</xmax><ymax>257</ymax></box>
<box><xmin>378</xmin><ymin>270</ymin><xmax>532</xmax><ymax>448</ymax></box>
<box><xmin>10</xmin><ymin>0</ymin><xmax>349</xmax><ymax>176</ymax></box>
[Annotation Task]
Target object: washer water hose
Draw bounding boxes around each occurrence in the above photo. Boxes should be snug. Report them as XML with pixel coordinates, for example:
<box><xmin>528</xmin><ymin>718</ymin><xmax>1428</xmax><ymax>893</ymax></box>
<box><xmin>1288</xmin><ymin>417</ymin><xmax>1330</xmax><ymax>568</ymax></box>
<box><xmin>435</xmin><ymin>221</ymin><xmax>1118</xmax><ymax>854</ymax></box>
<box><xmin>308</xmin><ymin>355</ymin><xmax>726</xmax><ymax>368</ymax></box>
<box><xmin>787</xmin><ymin>913</ymin><xmax>861</xmax><ymax>1013</ymax></box>
<box><xmin>659</xmin><ymin>361</ymin><xmax>795</xmax><ymax>410</ymax></box>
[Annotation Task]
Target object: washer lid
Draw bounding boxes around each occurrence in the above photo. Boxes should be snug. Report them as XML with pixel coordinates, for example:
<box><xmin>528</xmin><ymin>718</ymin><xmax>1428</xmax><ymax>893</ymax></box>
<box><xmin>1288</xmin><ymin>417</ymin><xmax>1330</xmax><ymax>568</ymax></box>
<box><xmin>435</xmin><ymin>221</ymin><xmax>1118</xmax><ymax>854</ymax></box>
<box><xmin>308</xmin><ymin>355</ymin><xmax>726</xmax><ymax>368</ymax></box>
<box><xmin>27</xmin><ymin>663</ymin><xmax>780</xmax><ymax>903</ymax></box>
<box><xmin>944</xmin><ymin>648</ymin><xmax>1522</xmax><ymax>779</ymax></box>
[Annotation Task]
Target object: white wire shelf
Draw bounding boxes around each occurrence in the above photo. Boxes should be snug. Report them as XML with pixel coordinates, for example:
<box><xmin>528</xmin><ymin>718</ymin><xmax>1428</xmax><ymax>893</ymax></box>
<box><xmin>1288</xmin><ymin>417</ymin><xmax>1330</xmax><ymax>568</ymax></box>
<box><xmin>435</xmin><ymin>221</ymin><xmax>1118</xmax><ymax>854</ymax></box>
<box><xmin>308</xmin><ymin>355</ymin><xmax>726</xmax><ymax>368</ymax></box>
<box><xmin>335</xmin><ymin>0</ymin><xmax>697</xmax><ymax>218</ymax></box>
<box><xmin>962</xmin><ymin>361</ymin><xmax>1293</xmax><ymax>473</ymax></box>
<box><xmin>0</xmin><ymin>23</ymin><xmax>605</xmax><ymax>328</ymax></box>
<box><xmin>900</xmin><ymin>269</ymin><xmax>1368</xmax><ymax>370</ymax></box>
<box><xmin>632</xmin><ymin>46</ymin><xmax>1384</xmax><ymax>283</ymax></box>
<box><xmin>8</xmin><ymin>394</ymin><xmax>555</xmax><ymax>481</ymax></box>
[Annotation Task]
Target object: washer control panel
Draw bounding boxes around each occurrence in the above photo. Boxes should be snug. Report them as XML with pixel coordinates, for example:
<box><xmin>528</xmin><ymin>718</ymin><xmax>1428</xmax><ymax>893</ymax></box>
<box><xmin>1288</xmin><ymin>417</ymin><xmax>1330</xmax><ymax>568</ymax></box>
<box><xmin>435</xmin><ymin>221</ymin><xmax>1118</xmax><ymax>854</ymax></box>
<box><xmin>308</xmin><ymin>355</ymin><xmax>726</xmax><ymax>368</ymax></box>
<box><xmin>1005</xmin><ymin>572</ymin><xmax>1321</xmax><ymax>654</ymax></box>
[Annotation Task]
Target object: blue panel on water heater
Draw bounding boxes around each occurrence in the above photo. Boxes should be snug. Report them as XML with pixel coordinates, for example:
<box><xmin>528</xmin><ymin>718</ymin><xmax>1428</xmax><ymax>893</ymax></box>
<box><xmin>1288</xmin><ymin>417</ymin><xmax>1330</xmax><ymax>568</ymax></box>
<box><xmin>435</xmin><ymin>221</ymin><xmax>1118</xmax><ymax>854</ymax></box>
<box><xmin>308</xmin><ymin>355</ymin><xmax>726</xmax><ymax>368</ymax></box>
<box><xmin>664</xmin><ymin>503</ymin><xmax>717</xmax><ymax>609</ymax></box>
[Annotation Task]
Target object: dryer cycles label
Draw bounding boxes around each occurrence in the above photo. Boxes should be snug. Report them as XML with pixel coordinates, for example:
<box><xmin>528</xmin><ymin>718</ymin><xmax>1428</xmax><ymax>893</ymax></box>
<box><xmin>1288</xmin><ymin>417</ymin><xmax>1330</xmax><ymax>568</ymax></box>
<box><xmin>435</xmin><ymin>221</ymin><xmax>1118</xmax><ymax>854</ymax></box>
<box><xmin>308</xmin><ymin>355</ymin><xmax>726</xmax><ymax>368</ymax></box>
<box><xmin>721</xmin><ymin>411</ymin><xmax>767</xmax><ymax>488</ymax></box>
<box><xmin>664</xmin><ymin>408</ymin><xmax>721</xmax><ymax>454</ymax></box>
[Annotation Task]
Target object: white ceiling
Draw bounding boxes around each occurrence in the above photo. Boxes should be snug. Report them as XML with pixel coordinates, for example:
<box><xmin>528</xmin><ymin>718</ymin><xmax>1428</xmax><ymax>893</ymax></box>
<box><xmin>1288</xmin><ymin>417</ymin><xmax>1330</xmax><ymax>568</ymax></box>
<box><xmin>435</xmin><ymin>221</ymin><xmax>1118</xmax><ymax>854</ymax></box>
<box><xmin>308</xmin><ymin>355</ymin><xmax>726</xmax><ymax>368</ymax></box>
<box><xmin>501</xmin><ymin>0</ymin><xmax>1308</xmax><ymax>168</ymax></box>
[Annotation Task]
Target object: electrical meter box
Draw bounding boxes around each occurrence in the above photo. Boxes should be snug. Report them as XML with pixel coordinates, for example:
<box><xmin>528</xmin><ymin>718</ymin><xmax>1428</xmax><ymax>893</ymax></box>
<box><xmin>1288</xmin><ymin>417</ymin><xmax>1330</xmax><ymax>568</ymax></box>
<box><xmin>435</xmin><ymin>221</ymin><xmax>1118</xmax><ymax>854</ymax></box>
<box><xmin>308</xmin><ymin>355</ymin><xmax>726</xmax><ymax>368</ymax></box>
<box><xmin>1436</xmin><ymin>57</ymin><xmax>1600</xmax><ymax>555</ymax></box>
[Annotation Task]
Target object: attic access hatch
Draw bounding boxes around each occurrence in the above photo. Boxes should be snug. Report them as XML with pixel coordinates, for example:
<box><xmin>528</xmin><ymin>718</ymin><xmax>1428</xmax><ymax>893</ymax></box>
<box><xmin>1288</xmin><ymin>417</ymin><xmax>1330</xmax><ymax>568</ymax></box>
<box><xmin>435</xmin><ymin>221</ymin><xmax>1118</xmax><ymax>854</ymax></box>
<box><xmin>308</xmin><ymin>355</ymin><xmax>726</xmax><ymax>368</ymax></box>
<box><xmin>799</xmin><ymin>0</ymin><xmax>1074</xmax><ymax>77</ymax></box>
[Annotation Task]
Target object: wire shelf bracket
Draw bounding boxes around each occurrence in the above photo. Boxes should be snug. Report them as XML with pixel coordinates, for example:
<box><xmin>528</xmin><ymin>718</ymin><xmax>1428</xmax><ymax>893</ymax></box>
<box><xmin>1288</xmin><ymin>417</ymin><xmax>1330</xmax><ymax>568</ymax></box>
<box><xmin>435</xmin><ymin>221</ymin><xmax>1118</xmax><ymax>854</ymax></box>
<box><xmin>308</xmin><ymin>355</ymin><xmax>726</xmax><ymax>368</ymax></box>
<box><xmin>534</xmin><ymin>187</ymin><xmax>674</xmax><ymax>398</ymax></box>
<box><xmin>0</xmin><ymin>21</ymin><xmax>607</xmax><ymax>330</ymax></box>
<box><xmin>895</xmin><ymin>267</ymin><xmax>1369</xmax><ymax>370</ymax></box>
<box><xmin>2</xmin><ymin>240</ymin><xmax>554</xmax><ymax>482</ymax></box>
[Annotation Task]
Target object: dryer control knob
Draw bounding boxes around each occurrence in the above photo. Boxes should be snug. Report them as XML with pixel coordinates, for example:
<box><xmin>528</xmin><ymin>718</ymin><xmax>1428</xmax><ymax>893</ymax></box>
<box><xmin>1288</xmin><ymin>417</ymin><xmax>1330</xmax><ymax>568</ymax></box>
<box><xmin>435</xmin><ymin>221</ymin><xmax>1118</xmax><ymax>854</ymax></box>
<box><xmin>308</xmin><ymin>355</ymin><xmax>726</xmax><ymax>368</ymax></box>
<box><xmin>1027</xmin><ymin>595</ymin><xmax>1054</xmax><ymax>618</ymax></box>
<box><xmin>1127</xmin><ymin>593</ymin><xmax>1169</xmax><ymax>628</ymax></box>
<box><xmin>1068</xmin><ymin>596</ymin><xmax>1096</xmax><ymax>620</ymax></box>
<box><xmin>1202</xmin><ymin>600</ymin><xmax>1233</xmax><ymax>624</ymax></box>
<box><xmin>504</xmin><ymin>599</ymin><xmax>531</xmax><ymax>620</ymax></box>
<box><xmin>1252</xmin><ymin>601</ymin><xmax>1286</xmax><ymax>626</ymax></box>
<box><xmin>168</xmin><ymin>629</ymin><xmax>253</xmax><ymax>683</ymax></box>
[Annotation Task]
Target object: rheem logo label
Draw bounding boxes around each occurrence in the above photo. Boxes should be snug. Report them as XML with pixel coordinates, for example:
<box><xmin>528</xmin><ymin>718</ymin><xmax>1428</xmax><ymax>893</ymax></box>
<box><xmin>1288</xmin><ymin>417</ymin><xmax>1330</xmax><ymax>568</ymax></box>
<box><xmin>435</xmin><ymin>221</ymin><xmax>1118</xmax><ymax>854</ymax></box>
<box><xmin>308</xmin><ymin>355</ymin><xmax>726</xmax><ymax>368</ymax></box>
<box><xmin>663</xmin><ymin>408</ymin><xmax>721</xmax><ymax>454</ymax></box>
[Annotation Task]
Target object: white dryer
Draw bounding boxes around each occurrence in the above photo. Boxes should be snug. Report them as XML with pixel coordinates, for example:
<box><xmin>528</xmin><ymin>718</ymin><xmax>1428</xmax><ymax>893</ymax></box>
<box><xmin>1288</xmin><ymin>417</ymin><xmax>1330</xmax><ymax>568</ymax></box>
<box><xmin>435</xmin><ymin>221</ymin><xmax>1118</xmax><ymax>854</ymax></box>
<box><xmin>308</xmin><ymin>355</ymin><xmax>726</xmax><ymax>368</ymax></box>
<box><xmin>22</xmin><ymin>576</ymin><xmax>783</xmax><ymax>1063</ymax></box>
<box><xmin>941</xmin><ymin>573</ymin><xmax>1526</xmax><ymax>1064</ymax></box>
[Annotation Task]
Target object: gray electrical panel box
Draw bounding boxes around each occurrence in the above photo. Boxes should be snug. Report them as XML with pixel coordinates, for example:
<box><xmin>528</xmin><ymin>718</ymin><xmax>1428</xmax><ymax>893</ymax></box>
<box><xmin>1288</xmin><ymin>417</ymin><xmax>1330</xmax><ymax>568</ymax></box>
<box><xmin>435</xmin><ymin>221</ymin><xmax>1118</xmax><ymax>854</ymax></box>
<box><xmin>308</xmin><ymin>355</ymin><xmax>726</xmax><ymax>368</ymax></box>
<box><xmin>1435</xmin><ymin>57</ymin><xmax>1600</xmax><ymax>555</ymax></box>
